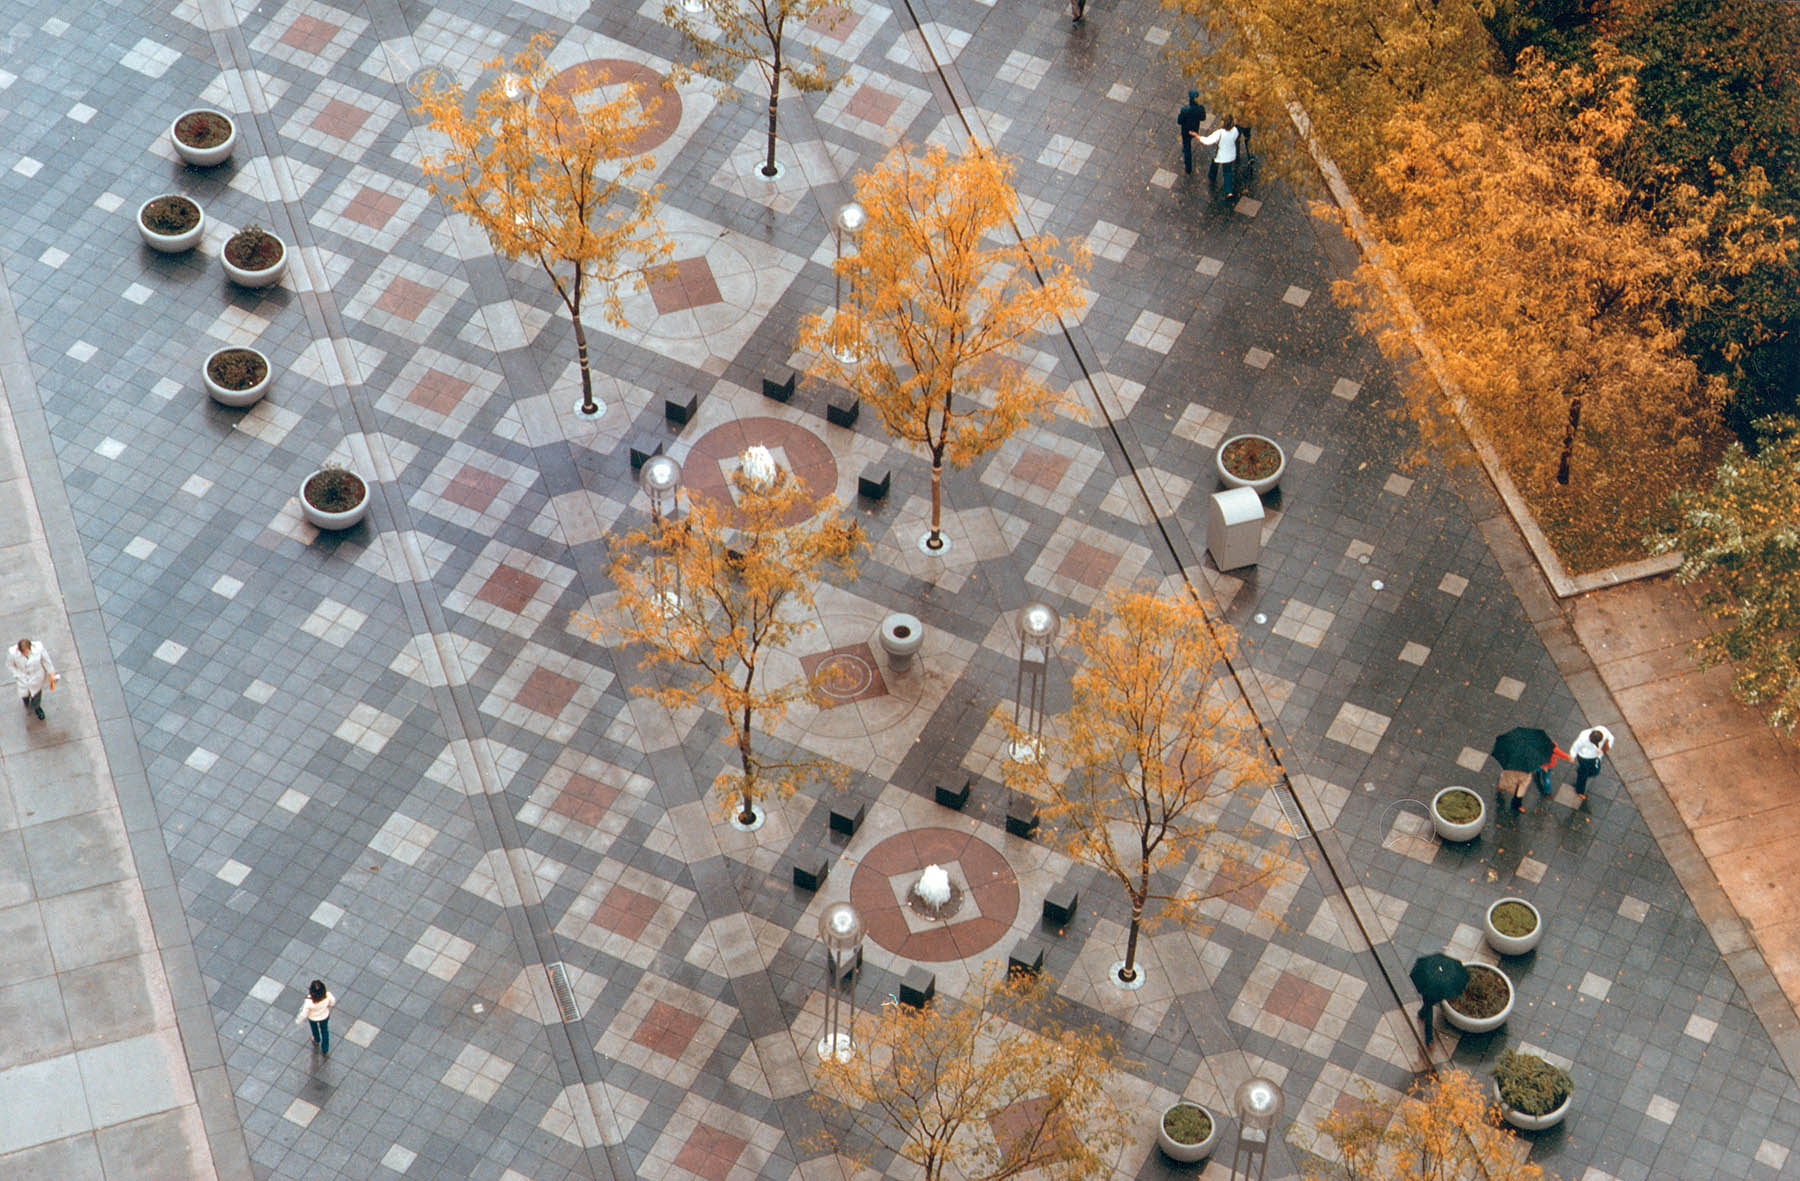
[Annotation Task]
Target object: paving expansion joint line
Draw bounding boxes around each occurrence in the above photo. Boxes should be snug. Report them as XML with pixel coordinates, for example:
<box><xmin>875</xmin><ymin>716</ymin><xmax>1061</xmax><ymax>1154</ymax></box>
<box><xmin>886</xmin><ymin>0</ymin><xmax>1430</xmax><ymax>1066</ymax></box>
<box><xmin>194</xmin><ymin>3</ymin><xmax>629</xmax><ymax>1176</ymax></box>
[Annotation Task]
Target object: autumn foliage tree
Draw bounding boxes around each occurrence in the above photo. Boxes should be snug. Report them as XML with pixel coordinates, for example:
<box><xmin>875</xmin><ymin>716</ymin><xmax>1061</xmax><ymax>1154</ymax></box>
<box><xmin>588</xmin><ymin>456</ymin><xmax>864</xmax><ymax>824</ymax></box>
<box><xmin>1333</xmin><ymin>46</ymin><xmax>1792</xmax><ymax>569</ymax></box>
<box><xmin>416</xmin><ymin>34</ymin><xmax>673</xmax><ymax>415</ymax></box>
<box><xmin>665</xmin><ymin>0</ymin><xmax>839</xmax><ymax>178</ymax></box>
<box><xmin>1651</xmin><ymin>415</ymin><xmax>1800</xmax><ymax>732</ymax></box>
<box><xmin>803</xmin><ymin>140</ymin><xmax>1088</xmax><ymax>552</ymax></box>
<box><xmin>812</xmin><ymin>967</ymin><xmax>1127</xmax><ymax>1181</ymax></box>
<box><xmin>1308</xmin><ymin>1069</ymin><xmax>1551</xmax><ymax>1181</ymax></box>
<box><xmin>1005</xmin><ymin>590</ymin><xmax>1274</xmax><ymax>986</ymax></box>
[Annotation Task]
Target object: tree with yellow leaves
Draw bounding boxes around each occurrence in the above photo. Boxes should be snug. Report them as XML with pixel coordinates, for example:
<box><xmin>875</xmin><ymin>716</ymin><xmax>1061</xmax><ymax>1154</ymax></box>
<box><xmin>1333</xmin><ymin>46</ymin><xmax>1792</xmax><ymax>569</ymax></box>
<box><xmin>416</xmin><ymin>34</ymin><xmax>673</xmax><ymax>416</ymax></box>
<box><xmin>812</xmin><ymin>967</ymin><xmax>1127</xmax><ymax>1181</ymax></box>
<box><xmin>665</xmin><ymin>0</ymin><xmax>839</xmax><ymax>179</ymax></box>
<box><xmin>802</xmin><ymin>140</ymin><xmax>1088</xmax><ymax>553</ymax></box>
<box><xmin>1005</xmin><ymin>589</ymin><xmax>1274</xmax><ymax>986</ymax></box>
<box><xmin>588</xmin><ymin>453</ymin><xmax>864</xmax><ymax>825</ymax></box>
<box><xmin>1308</xmin><ymin>1068</ymin><xmax>1551</xmax><ymax>1181</ymax></box>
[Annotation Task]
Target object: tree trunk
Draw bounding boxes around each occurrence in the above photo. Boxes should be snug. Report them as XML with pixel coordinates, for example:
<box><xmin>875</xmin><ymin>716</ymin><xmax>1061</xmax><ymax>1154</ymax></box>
<box><xmin>572</xmin><ymin>307</ymin><xmax>598</xmax><ymax>415</ymax></box>
<box><xmin>926</xmin><ymin>460</ymin><xmax>945</xmax><ymax>550</ymax></box>
<box><xmin>1120</xmin><ymin>900</ymin><xmax>1144</xmax><ymax>983</ymax></box>
<box><xmin>1556</xmin><ymin>392</ymin><xmax>1582</xmax><ymax>485</ymax></box>
<box><xmin>763</xmin><ymin>49</ymin><xmax>782</xmax><ymax>177</ymax></box>
<box><xmin>738</xmin><ymin>695</ymin><xmax>757</xmax><ymax>823</ymax></box>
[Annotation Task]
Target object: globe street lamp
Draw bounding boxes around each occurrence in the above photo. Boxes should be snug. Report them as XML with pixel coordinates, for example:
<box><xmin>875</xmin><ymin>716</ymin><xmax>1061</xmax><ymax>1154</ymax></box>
<box><xmin>640</xmin><ymin>454</ymin><xmax>683</xmax><ymax>610</ymax></box>
<box><xmin>832</xmin><ymin>200</ymin><xmax>867</xmax><ymax>364</ymax></box>
<box><xmin>1010</xmin><ymin>602</ymin><xmax>1061</xmax><ymax>762</ymax></box>
<box><xmin>817</xmin><ymin>901</ymin><xmax>865</xmax><ymax>1062</ymax></box>
<box><xmin>1230</xmin><ymin>1076</ymin><xmax>1285</xmax><ymax>1181</ymax></box>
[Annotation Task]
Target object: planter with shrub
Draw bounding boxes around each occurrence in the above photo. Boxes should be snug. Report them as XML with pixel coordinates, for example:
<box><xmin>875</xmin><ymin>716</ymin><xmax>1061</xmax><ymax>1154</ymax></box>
<box><xmin>1441</xmin><ymin>961</ymin><xmax>1514</xmax><ymax>1034</ymax></box>
<box><xmin>1157</xmin><ymin>1100</ymin><xmax>1220</xmax><ymax>1163</ymax></box>
<box><xmin>1430</xmin><ymin>786</ymin><xmax>1486</xmax><ymax>842</ymax></box>
<box><xmin>203</xmin><ymin>346</ymin><xmax>271</xmax><ymax>407</ymax></box>
<box><xmin>171</xmin><ymin>109</ymin><xmax>237</xmax><ymax>167</ymax></box>
<box><xmin>300</xmin><ymin>466</ymin><xmax>370</xmax><ymax>530</ymax></box>
<box><xmin>1494</xmin><ymin>1049</ymin><xmax>1573</xmax><ymax>1131</ymax></box>
<box><xmin>1215</xmin><ymin>433</ymin><xmax>1287</xmax><ymax>494</ymax></box>
<box><xmin>1483</xmin><ymin>897</ymin><xmax>1544</xmax><ymax>956</ymax></box>
<box><xmin>222</xmin><ymin>225</ymin><xmax>287</xmax><ymax>288</ymax></box>
<box><xmin>137</xmin><ymin>194</ymin><xmax>205</xmax><ymax>253</ymax></box>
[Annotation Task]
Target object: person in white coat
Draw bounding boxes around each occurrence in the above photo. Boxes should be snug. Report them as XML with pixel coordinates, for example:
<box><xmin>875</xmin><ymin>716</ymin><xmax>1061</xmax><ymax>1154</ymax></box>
<box><xmin>1568</xmin><ymin>725</ymin><xmax>1615</xmax><ymax>805</ymax></box>
<box><xmin>1197</xmin><ymin>115</ymin><xmax>1242</xmax><ymax>197</ymax></box>
<box><xmin>295</xmin><ymin>979</ymin><xmax>336</xmax><ymax>1055</ymax></box>
<box><xmin>8</xmin><ymin>639</ymin><xmax>55</xmax><ymax>721</ymax></box>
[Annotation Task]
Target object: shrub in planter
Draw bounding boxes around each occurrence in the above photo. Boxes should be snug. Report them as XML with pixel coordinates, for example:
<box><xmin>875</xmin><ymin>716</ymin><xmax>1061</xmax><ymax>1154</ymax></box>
<box><xmin>172</xmin><ymin>109</ymin><xmax>237</xmax><ymax>166</ymax></box>
<box><xmin>301</xmin><ymin>466</ymin><xmax>370</xmax><ymax>530</ymax></box>
<box><xmin>1157</xmin><ymin>1101</ymin><xmax>1220</xmax><ymax>1163</ymax></box>
<box><xmin>203</xmin><ymin>346</ymin><xmax>271</xmax><ymax>407</ymax></box>
<box><xmin>1484</xmin><ymin>897</ymin><xmax>1544</xmax><ymax>956</ymax></box>
<box><xmin>137</xmin><ymin>194</ymin><xmax>205</xmax><ymax>253</ymax></box>
<box><xmin>1430</xmin><ymin>786</ymin><xmax>1486</xmax><ymax>841</ymax></box>
<box><xmin>222</xmin><ymin>225</ymin><xmax>287</xmax><ymax>287</ymax></box>
<box><xmin>1215</xmin><ymin>433</ymin><xmax>1287</xmax><ymax>494</ymax></box>
<box><xmin>1494</xmin><ymin>1049</ymin><xmax>1573</xmax><ymax>1130</ymax></box>
<box><xmin>1441</xmin><ymin>962</ymin><xmax>1513</xmax><ymax>1033</ymax></box>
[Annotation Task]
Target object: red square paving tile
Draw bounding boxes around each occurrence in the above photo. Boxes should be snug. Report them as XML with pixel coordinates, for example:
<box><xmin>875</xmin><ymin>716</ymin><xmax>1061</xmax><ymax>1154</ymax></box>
<box><xmin>550</xmin><ymin>774</ymin><xmax>619</xmax><ymax>827</ymax></box>
<box><xmin>515</xmin><ymin>666</ymin><xmax>580</xmax><ymax>718</ymax></box>
<box><xmin>647</xmin><ymin>256</ymin><xmax>723</xmax><ymax>315</ymax></box>
<box><xmin>377</xmin><ymin>275</ymin><xmax>438</xmax><ymax>322</ymax></box>
<box><xmin>281</xmin><ymin>13</ymin><xmax>340</xmax><ymax>53</ymax></box>
<box><xmin>672</xmin><ymin>1124</ymin><xmax>748</xmax><ymax>1181</ymax></box>
<box><xmin>1207</xmin><ymin>855</ymin><xmax>1273</xmax><ymax>912</ymax></box>
<box><xmin>632</xmin><ymin>1000</ymin><xmax>705</xmax><ymax>1058</ymax></box>
<box><xmin>444</xmin><ymin>465</ymin><xmax>507</xmax><ymax>513</ymax></box>
<box><xmin>989</xmin><ymin>1096</ymin><xmax>1076</xmax><ymax>1166</ymax></box>
<box><xmin>312</xmin><ymin>97</ymin><xmax>372</xmax><ymax>141</ymax></box>
<box><xmin>477</xmin><ymin>564</ymin><xmax>543</xmax><ymax>614</ymax></box>
<box><xmin>1057</xmin><ymin>540</ymin><xmax>1121</xmax><ymax>588</ymax></box>
<box><xmin>342</xmin><ymin>185</ymin><xmax>404</xmax><ymax>230</ymax></box>
<box><xmin>407</xmin><ymin>368</ymin><xmax>472</xmax><ymax>415</ymax></box>
<box><xmin>1013</xmin><ymin>445</ymin><xmax>1072</xmax><ymax>492</ymax></box>
<box><xmin>844</xmin><ymin>84</ymin><xmax>902</xmax><ymax>126</ymax></box>
<box><xmin>1264</xmin><ymin>969</ymin><xmax>1330</xmax><ymax>1030</ymax></box>
<box><xmin>806</xmin><ymin>5</ymin><xmax>857</xmax><ymax>36</ymax></box>
<box><xmin>594</xmin><ymin>883</ymin><xmax>661</xmax><ymax>941</ymax></box>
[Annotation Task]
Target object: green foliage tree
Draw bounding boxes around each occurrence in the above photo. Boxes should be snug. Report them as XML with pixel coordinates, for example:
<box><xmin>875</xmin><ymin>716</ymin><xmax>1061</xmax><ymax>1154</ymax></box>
<box><xmin>1650</xmin><ymin>415</ymin><xmax>1800</xmax><ymax>732</ymax></box>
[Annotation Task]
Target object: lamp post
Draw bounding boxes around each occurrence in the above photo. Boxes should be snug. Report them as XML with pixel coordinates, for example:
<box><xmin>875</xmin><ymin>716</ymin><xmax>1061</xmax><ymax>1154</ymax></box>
<box><xmin>1230</xmin><ymin>1076</ymin><xmax>1285</xmax><ymax>1181</ymax></box>
<box><xmin>1010</xmin><ymin>602</ymin><xmax>1061</xmax><ymax>762</ymax></box>
<box><xmin>640</xmin><ymin>455</ymin><xmax>683</xmax><ymax>609</ymax></box>
<box><xmin>817</xmin><ymin>901</ymin><xmax>865</xmax><ymax>1062</ymax></box>
<box><xmin>832</xmin><ymin>200</ymin><xmax>867</xmax><ymax>364</ymax></box>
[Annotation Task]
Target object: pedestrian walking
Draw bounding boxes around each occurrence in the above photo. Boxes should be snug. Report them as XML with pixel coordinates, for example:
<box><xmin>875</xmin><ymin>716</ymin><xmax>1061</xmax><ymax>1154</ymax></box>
<box><xmin>8</xmin><ymin>638</ymin><xmax>55</xmax><ymax>721</ymax></box>
<box><xmin>1177</xmin><ymin>90</ymin><xmax>1206</xmax><ymax>174</ymax></box>
<box><xmin>1497</xmin><ymin>767</ymin><xmax>1531</xmax><ymax>812</ymax></box>
<box><xmin>1568</xmin><ymin>724</ymin><xmax>1615</xmax><ymax>805</ymax></box>
<box><xmin>1197</xmin><ymin>115</ymin><xmax>1242</xmax><ymax>197</ymax></box>
<box><xmin>295</xmin><ymin>979</ymin><xmax>335</xmax><ymax>1055</ymax></box>
<box><xmin>1069</xmin><ymin>0</ymin><xmax>1087</xmax><ymax>23</ymax></box>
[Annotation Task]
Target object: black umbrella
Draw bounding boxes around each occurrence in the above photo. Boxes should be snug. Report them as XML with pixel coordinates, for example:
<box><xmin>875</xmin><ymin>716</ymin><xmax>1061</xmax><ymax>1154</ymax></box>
<box><xmin>1490</xmin><ymin>726</ymin><xmax>1556</xmax><ymax>773</ymax></box>
<box><xmin>1410</xmin><ymin>953</ymin><xmax>1470</xmax><ymax>1046</ymax></box>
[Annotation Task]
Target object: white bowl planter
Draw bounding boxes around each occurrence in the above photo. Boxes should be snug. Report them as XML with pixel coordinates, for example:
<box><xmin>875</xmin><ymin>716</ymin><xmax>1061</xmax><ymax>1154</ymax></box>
<box><xmin>171</xmin><ymin>109</ymin><xmax>238</xmax><ymax>167</ymax></box>
<box><xmin>221</xmin><ymin>229</ymin><xmax>288</xmax><ymax>288</ymax></box>
<box><xmin>1215</xmin><ymin>433</ymin><xmax>1286</xmax><ymax>494</ymax></box>
<box><xmin>878</xmin><ymin>612</ymin><xmax>924</xmax><ymax>672</ymax></box>
<box><xmin>1431</xmin><ymin>786</ymin><xmax>1486</xmax><ymax>842</ymax></box>
<box><xmin>1157</xmin><ymin>1101</ymin><xmax>1221</xmax><ymax>1163</ymax></box>
<box><xmin>1497</xmin><ymin>1082</ymin><xmax>1572</xmax><ymax>1132</ymax></box>
<box><xmin>1483</xmin><ymin>897</ymin><xmax>1544</xmax><ymax>956</ymax></box>
<box><xmin>137</xmin><ymin>195</ymin><xmax>205</xmax><ymax>253</ymax></box>
<box><xmin>203</xmin><ymin>346</ymin><xmax>271</xmax><ymax>407</ymax></box>
<box><xmin>1440</xmin><ymin>962</ymin><xmax>1514</xmax><ymax>1034</ymax></box>
<box><xmin>300</xmin><ymin>468</ymin><xmax>370</xmax><ymax>530</ymax></box>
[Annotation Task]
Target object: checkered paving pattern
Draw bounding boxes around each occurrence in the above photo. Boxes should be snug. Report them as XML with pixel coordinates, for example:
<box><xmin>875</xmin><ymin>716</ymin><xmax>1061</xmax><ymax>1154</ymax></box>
<box><xmin>0</xmin><ymin>0</ymin><xmax>1796</xmax><ymax>1178</ymax></box>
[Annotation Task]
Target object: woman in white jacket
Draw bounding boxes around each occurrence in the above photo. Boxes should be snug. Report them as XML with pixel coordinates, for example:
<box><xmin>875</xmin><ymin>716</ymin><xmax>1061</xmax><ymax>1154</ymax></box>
<box><xmin>8</xmin><ymin>638</ymin><xmax>55</xmax><ymax>721</ymax></box>
<box><xmin>1197</xmin><ymin>116</ymin><xmax>1242</xmax><ymax>198</ymax></box>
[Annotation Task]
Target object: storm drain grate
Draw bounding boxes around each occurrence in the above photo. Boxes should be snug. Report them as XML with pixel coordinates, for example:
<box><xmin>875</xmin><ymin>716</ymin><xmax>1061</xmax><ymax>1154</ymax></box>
<box><xmin>1275</xmin><ymin>789</ymin><xmax>1311</xmax><ymax>839</ymax></box>
<box><xmin>546</xmin><ymin>961</ymin><xmax>578</xmax><ymax>1023</ymax></box>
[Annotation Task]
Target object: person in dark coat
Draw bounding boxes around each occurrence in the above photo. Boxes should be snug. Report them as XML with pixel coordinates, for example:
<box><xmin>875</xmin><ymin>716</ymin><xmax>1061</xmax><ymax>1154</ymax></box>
<box><xmin>1177</xmin><ymin>91</ymin><xmax>1206</xmax><ymax>174</ymax></box>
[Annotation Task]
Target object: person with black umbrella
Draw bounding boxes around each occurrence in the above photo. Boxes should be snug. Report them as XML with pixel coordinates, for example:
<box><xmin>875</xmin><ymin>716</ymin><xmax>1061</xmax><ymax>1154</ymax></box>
<box><xmin>1410</xmin><ymin>953</ymin><xmax>1469</xmax><ymax>1047</ymax></box>
<box><xmin>1490</xmin><ymin>726</ymin><xmax>1562</xmax><ymax>813</ymax></box>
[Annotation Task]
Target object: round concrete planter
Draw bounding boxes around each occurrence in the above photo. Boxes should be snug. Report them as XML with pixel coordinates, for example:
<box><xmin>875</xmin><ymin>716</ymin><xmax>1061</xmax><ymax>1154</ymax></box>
<box><xmin>1431</xmin><ymin>786</ymin><xmax>1486</xmax><ymax>842</ymax></box>
<box><xmin>171</xmin><ymin>109</ymin><xmax>237</xmax><ymax>167</ymax></box>
<box><xmin>137</xmin><ymin>195</ymin><xmax>205</xmax><ymax>253</ymax></box>
<box><xmin>1483</xmin><ymin>897</ymin><xmax>1544</xmax><ymax>956</ymax></box>
<box><xmin>300</xmin><ymin>468</ymin><xmax>370</xmax><ymax>530</ymax></box>
<box><xmin>203</xmin><ymin>346</ymin><xmax>270</xmax><ymax>408</ymax></box>
<box><xmin>1441</xmin><ymin>962</ymin><xmax>1514</xmax><ymax>1035</ymax></box>
<box><xmin>1215</xmin><ymin>433</ymin><xmax>1286</xmax><ymax>494</ymax></box>
<box><xmin>1496</xmin><ymin>1078</ymin><xmax>1573</xmax><ymax>1132</ymax></box>
<box><xmin>878</xmin><ymin>612</ymin><xmax>924</xmax><ymax>672</ymax></box>
<box><xmin>1157</xmin><ymin>1102</ymin><xmax>1220</xmax><ymax>1163</ymax></box>
<box><xmin>221</xmin><ymin>229</ymin><xmax>288</xmax><ymax>288</ymax></box>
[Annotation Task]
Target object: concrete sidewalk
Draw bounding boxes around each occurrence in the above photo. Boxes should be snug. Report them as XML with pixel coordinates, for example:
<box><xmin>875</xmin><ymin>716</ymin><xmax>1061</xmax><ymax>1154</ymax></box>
<box><xmin>0</xmin><ymin>279</ymin><xmax>245</xmax><ymax>1175</ymax></box>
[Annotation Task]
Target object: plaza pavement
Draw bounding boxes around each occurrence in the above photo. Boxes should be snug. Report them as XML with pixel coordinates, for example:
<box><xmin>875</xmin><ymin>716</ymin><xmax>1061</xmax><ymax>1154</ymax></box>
<box><xmin>0</xmin><ymin>0</ymin><xmax>1796</xmax><ymax>1178</ymax></box>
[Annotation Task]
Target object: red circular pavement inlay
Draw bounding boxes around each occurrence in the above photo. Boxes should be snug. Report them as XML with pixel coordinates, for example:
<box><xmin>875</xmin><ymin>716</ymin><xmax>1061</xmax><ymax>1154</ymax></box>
<box><xmin>543</xmin><ymin>59</ymin><xmax>681</xmax><ymax>158</ymax></box>
<box><xmin>850</xmin><ymin>827</ymin><xmax>1020</xmax><ymax>962</ymax></box>
<box><xmin>683</xmin><ymin>417</ymin><xmax>838</xmax><ymax>526</ymax></box>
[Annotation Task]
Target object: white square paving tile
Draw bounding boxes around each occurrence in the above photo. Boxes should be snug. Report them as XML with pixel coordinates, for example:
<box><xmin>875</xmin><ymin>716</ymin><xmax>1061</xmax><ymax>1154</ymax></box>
<box><xmin>1684</xmin><ymin>1013</ymin><xmax>1717</xmax><ymax>1043</ymax></box>
<box><xmin>1383</xmin><ymin>474</ymin><xmax>1413</xmax><ymax>496</ymax></box>
<box><xmin>249</xmin><ymin>976</ymin><xmax>283</xmax><ymax>1004</ymax></box>
<box><xmin>1324</xmin><ymin>702</ymin><xmax>1389</xmax><ymax>754</ymax></box>
<box><xmin>1756</xmin><ymin>1140</ymin><xmax>1788</xmax><ymax>1170</ymax></box>
<box><xmin>124</xmin><ymin>537</ymin><xmax>156</xmax><ymax>560</ymax></box>
<box><xmin>1332</xmin><ymin>377</ymin><xmax>1362</xmax><ymax>400</ymax></box>
<box><xmin>1495</xmin><ymin>677</ymin><xmax>1525</xmax><ymax>700</ymax></box>
<box><xmin>1439</xmin><ymin>572</ymin><xmax>1469</xmax><ymax>597</ymax></box>
<box><xmin>1398</xmin><ymin>642</ymin><xmax>1430</xmax><ymax>666</ymax></box>
<box><xmin>1579</xmin><ymin>971</ymin><xmax>1611</xmax><ymax>1001</ymax></box>
<box><xmin>1125</xmin><ymin>309</ymin><xmax>1182</xmax><ymax>353</ymax></box>
<box><xmin>216</xmin><ymin>859</ymin><xmax>250</xmax><ymax>886</ymax></box>
<box><xmin>1619</xmin><ymin>895</ymin><xmax>1650</xmax><ymax>922</ymax></box>
<box><xmin>1244</xmin><ymin>346</ymin><xmax>1273</xmax><ymax>369</ymax></box>
<box><xmin>1282</xmin><ymin>285</ymin><xmax>1310</xmax><ymax>307</ymax></box>
<box><xmin>1516</xmin><ymin>856</ymin><xmax>1547</xmax><ymax>883</ymax></box>
<box><xmin>1645</xmin><ymin>1094</ymin><xmax>1677</xmax><ymax>1124</ymax></box>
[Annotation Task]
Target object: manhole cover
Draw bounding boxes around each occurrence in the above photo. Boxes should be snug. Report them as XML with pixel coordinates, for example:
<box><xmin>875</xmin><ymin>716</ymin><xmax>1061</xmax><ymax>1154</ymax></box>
<box><xmin>406</xmin><ymin>66</ymin><xmax>459</xmax><ymax>100</ymax></box>
<box><xmin>816</xmin><ymin>651</ymin><xmax>875</xmax><ymax>700</ymax></box>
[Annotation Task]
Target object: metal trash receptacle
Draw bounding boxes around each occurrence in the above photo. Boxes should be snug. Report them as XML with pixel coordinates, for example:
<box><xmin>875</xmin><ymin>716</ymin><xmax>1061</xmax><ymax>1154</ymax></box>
<box><xmin>1207</xmin><ymin>486</ymin><xmax>1265</xmax><ymax>571</ymax></box>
